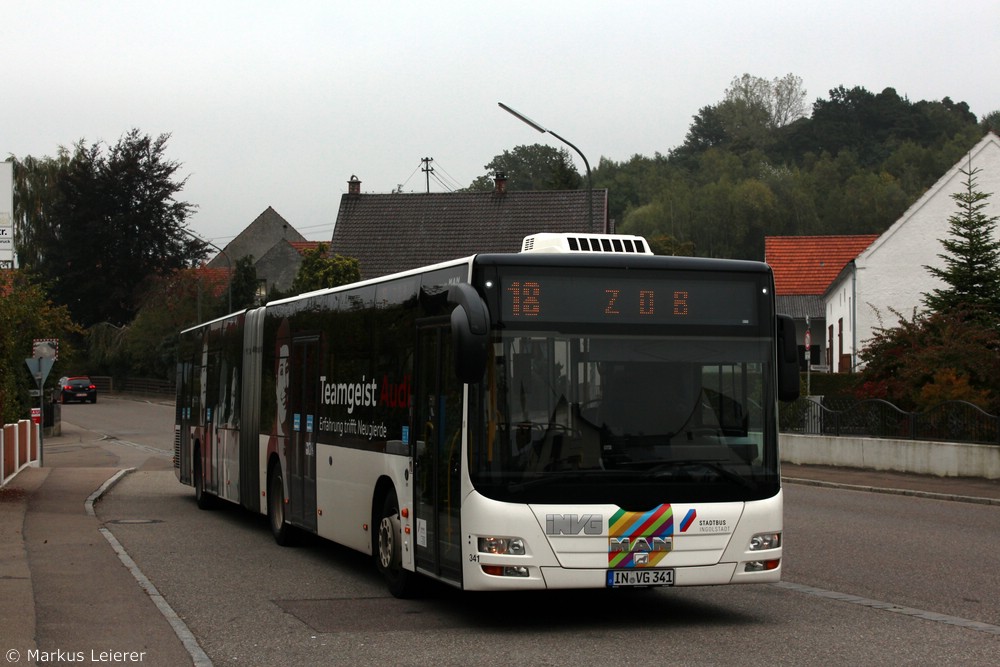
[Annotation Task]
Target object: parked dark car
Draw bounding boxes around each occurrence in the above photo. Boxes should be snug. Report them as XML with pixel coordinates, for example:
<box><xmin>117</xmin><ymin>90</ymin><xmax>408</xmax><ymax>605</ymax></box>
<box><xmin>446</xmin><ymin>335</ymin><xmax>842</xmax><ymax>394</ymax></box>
<box><xmin>58</xmin><ymin>376</ymin><xmax>97</xmax><ymax>404</ymax></box>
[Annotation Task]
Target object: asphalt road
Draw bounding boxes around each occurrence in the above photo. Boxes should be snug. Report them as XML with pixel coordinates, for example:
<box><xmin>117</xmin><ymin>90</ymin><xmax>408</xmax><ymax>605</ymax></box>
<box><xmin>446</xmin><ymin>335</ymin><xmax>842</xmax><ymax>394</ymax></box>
<box><xmin>59</xmin><ymin>398</ymin><xmax>1000</xmax><ymax>665</ymax></box>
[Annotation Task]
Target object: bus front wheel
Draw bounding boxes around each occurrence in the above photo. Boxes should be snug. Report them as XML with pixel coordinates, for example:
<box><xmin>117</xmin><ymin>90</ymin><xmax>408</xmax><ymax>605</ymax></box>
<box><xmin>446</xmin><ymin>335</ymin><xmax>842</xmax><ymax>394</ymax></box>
<box><xmin>375</xmin><ymin>491</ymin><xmax>416</xmax><ymax>598</ymax></box>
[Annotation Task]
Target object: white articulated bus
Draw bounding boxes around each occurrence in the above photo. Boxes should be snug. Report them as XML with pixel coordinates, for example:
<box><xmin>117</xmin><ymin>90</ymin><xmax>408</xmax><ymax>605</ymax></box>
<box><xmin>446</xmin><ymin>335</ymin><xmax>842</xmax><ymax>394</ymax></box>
<box><xmin>174</xmin><ymin>233</ymin><xmax>800</xmax><ymax>596</ymax></box>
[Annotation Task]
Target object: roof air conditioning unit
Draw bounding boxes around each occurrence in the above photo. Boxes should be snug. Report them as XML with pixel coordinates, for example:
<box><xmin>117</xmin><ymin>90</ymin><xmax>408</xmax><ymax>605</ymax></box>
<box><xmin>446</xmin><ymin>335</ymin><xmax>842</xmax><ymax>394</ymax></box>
<box><xmin>520</xmin><ymin>233</ymin><xmax>653</xmax><ymax>255</ymax></box>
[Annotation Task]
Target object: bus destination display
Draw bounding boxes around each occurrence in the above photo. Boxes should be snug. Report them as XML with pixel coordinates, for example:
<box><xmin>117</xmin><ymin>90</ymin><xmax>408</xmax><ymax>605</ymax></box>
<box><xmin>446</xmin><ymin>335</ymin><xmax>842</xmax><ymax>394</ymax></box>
<box><xmin>501</xmin><ymin>274</ymin><xmax>759</xmax><ymax>326</ymax></box>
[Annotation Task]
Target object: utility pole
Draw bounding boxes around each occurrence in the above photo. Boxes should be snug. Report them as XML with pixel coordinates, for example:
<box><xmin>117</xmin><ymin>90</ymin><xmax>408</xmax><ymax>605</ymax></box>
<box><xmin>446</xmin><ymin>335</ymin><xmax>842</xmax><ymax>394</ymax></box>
<box><xmin>421</xmin><ymin>157</ymin><xmax>434</xmax><ymax>193</ymax></box>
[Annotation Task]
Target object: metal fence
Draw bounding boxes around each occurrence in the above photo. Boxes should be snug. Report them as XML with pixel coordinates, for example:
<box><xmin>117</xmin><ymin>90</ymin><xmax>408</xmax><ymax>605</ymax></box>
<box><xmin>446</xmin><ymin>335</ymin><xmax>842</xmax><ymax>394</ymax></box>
<box><xmin>90</xmin><ymin>376</ymin><xmax>175</xmax><ymax>397</ymax></box>
<box><xmin>781</xmin><ymin>396</ymin><xmax>1000</xmax><ymax>444</ymax></box>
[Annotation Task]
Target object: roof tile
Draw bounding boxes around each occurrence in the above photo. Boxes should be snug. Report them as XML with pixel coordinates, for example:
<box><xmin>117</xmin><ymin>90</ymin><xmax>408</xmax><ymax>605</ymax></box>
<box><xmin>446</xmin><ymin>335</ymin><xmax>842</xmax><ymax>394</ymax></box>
<box><xmin>331</xmin><ymin>189</ymin><xmax>607</xmax><ymax>280</ymax></box>
<box><xmin>765</xmin><ymin>235</ymin><xmax>878</xmax><ymax>295</ymax></box>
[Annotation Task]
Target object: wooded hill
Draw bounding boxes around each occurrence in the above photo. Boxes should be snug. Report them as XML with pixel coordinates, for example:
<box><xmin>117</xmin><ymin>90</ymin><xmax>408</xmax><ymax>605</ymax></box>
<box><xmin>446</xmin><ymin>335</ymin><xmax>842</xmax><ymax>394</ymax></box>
<box><xmin>586</xmin><ymin>80</ymin><xmax>997</xmax><ymax>260</ymax></box>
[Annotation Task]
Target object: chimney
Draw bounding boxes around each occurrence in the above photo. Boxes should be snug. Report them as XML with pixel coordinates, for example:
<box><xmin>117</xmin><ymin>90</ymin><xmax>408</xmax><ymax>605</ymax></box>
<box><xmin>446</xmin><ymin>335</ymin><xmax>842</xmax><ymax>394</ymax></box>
<box><xmin>493</xmin><ymin>172</ymin><xmax>507</xmax><ymax>195</ymax></box>
<box><xmin>348</xmin><ymin>175</ymin><xmax>361</xmax><ymax>195</ymax></box>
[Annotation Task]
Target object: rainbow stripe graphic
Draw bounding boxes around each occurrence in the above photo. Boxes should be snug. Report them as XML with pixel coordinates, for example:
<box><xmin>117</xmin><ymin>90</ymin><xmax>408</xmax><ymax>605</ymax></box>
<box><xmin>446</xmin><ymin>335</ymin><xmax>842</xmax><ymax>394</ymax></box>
<box><xmin>608</xmin><ymin>504</ymin><xmax>674</xmax><ymax>568</ymax></box>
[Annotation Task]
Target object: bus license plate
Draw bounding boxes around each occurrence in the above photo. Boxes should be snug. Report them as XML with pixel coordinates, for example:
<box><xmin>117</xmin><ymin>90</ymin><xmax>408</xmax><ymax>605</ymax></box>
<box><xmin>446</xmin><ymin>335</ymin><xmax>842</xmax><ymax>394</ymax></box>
<box><xmin>607</xmin><ymin>569</ymin><xmax>674</xmax><ymax>588</ymax></box>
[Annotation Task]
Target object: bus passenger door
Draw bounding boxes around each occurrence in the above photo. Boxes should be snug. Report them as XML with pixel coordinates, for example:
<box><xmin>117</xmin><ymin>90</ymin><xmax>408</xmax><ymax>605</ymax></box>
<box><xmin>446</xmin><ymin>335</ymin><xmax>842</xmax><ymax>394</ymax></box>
<box><xmin>413</xmin><ymin>323</ymin><xmax>463</xmax><ymax>585</ymax></box>
<box><xmin>288</xmin><ymin>336</ymin><xmax>319</xmax><ymax>533</ymax></box>
<box><xmin>176</xmin><ymin>360</ymin><xmax>195</xmax><ymax>485</ymax></box>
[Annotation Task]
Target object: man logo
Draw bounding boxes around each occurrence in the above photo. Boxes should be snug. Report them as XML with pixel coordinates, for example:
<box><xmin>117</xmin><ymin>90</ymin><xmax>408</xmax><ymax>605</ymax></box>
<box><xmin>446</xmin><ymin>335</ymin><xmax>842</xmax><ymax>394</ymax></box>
<box><xmin>609</xmin><ymin>536</ymin><xmax>672</xmax><ymax>555</ymax></box>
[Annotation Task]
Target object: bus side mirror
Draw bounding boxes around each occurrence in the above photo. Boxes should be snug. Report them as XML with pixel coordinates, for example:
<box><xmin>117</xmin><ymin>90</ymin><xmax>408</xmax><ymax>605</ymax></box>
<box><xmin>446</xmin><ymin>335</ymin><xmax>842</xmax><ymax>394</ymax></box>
<box><xmin>776</xmin><ymin>314</ymin><xmax>800</xmax><ymax>402</ymax></box>
<box><xmin>448</xmin><ymin>284</ymin><xmax>489</xmax><ymax>384</ymax></box>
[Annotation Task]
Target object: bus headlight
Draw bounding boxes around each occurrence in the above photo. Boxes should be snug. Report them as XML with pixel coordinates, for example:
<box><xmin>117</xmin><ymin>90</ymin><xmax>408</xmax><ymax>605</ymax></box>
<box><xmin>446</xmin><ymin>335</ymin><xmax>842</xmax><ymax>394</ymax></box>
<box><xmin>749</xmin><ymin>532</ymin><xmax>781</xmax><ymax>551</ymax></box>
<box><xmin>478</xmin><ymin>536</ymin><xmax>526</xmax><ymax>555</ymax></box>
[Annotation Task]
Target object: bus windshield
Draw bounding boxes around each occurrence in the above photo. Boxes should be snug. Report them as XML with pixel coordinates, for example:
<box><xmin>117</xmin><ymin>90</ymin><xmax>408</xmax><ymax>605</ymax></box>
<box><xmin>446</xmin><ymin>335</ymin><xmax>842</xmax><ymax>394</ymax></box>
<box><xmin>469</xmin><ymin>330</ymin><xmax>779</xmax><ymax>507</ymax></box>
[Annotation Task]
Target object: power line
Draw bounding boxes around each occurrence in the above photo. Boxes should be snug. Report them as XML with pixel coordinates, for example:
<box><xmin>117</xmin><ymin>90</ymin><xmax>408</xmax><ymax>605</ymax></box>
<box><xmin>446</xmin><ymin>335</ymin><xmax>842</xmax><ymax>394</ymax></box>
<box><xmin>396</xmin><ymin>157</ymin><xmax>468</xmax><ymax>193</ymax></box>
<box><xmin>430</xmin><ymin>171</ymin><xmax>455</xmax><ymax>192</ymax></box>
<box><xmin>397</xmin><ymin>161</ymin><xmax>422</xmax><ymax>191</ymax></box>
<box><xmin>431</xmin><ymin>160</ymin><xmax>466</xmax><ymax>190</ymax></box>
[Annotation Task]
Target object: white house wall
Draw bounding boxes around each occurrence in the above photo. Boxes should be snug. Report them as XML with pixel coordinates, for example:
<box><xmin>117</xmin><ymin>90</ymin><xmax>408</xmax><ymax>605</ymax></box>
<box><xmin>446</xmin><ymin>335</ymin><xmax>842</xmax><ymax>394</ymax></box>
<box><xmin>825</xmin><ymin>134</ymin><xmax>1000</xmax><ymax>369</ymax></box>
<box><xmin>825</xmin><ymin>276</ymin><xmax>855</xmax><ymax>371</ymax></box>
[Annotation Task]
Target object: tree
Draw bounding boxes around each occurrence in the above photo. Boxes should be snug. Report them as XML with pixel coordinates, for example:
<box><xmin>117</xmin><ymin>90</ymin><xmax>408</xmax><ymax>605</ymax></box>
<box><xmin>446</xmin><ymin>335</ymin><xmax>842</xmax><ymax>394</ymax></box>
<box><xmin>856</xmin><ymin>307</ymin><xmax>1000</xmax><ymax>412</ymax></box>
<box><xmin>12</xmin><ymin>130</ymin><xmax>206</xmax><ymax>327</ymax></box>
<box><xmin>724</xmin><ymin>73</ymin><xmax>807</xmax><ymax>130</ymax></box>
<box><xmin>922</xmin><ymin>167</ymin><xmax>1000</xmax><ymax>317</ymax></box>
<box><xmin>8</xmin><ymin>151</ymin><xmax>71</xmax><ymax>268</ymax></box>
<box><xmin>982</xmin><ymin>110</ymin><xmax>1000</xmax><ymax>134</ymax></box>
<box><xmin>646</xmin><ymin>234</ymin><xmax>695</xmax><ymax>256</ymax></box>
<box><xmin>672</xmin><ymin>104</ymin><xmax>729</xmax><ymax>165</ymax></box>
<box><xmin>592</xmin><ymin>153</ymin><xmax>674</xmax><ymax>226</ymax></box>
<box><xmin>229</xmin><ymin>255</ymin><xmax>261</xmax><ymax>310</ymax></box>
<box><xmin>673</xmin><ymin>74</ymin><xmax>807</xmax><ymax>164</ymax></box>
<box><xmin>769</xmin><ymin>73</ymin><xmax>809</xmax><ymax>128</ymax></box>
<box><xmin>467</xmin><ymin>144</ymin><xmax>582</xmax><ymax>191</ymax></box>
<box><xmin>289</xmin><ymin>244</ymin><xmax>361</xmax><ymax>295</ymax></box>
<box><xmin>0</xmin><ymin>271</ymin><xmax>81</xmax><ymax>422</ymax></box>
<box><xmin>122</xmin><ymin>269</ymin><xmax>204</xmax><ymax>380</ymax></box>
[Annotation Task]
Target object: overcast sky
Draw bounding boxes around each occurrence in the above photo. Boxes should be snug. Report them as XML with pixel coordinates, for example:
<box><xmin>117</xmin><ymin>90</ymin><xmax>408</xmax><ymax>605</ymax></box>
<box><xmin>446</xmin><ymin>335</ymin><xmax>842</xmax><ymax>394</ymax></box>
<box><xmin>4</xmin><ymin>1</ymin><xmax>999</xmax><ymax>245</ymax></box>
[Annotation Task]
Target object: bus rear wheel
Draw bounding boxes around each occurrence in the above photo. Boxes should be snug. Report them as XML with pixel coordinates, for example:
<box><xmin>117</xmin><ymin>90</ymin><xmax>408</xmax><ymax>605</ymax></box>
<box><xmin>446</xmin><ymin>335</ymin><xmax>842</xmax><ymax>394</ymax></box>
<box><xmin>375</xmin><ymin>491</ymin><xmax>416</xmax><ymax>598</ymax></box>
<box><xmin>268</xmin><ymin>463</ymin><xmax>295</xmax><ymax>546</ymax></box>
<box><xmin>193</xmin><ymin>452</ymin><xmax>215</xmax><ymax>510</ymax></box>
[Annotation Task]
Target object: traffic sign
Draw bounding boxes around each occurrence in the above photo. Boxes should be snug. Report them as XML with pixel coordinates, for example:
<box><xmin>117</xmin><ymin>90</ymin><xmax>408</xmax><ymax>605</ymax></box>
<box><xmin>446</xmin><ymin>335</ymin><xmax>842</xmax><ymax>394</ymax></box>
<box><xmin>25</xmin><ymin>356</ymin><xmax>55</xmax><ymax>384</ymax></box>
<box><xmin>33</xmin><ymin>338</ymin><xmax>59</xmax><ymax>359</ymax></box>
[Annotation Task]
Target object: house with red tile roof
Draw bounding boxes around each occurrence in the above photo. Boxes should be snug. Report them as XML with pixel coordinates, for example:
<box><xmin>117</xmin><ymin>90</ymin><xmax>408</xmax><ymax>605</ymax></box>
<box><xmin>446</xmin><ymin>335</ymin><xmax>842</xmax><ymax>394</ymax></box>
<box><xmin>191</xmin><ymin>266</ymin><xmax>233</xmax><ymax>299</ymax></box>
<box><xmin>826</xmin><ymin>132</ymin><xmax>1000</xmax><ymax>372</ymax></box>
<box><xmin>765</xmin><ymin>235</ymin><xmax>878</xmax><ymax>370</ymax></box>
<box><xmin>769</xmin><ymin>133</ymin><xmax>1000</xmax><ymax>373</ymax></box>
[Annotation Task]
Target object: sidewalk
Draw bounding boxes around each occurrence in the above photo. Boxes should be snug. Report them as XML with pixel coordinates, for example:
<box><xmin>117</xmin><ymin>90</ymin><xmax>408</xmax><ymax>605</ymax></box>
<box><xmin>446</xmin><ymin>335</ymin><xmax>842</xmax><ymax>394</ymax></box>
<box><xmin>1</xmin><ymin>421</ymin><xmax>998</xmax><ymax>666</ymax></box>
<box><xmin>0</xmin><ymin>422</ymin><xmax>196</xmax><ymax>666</ymax></box>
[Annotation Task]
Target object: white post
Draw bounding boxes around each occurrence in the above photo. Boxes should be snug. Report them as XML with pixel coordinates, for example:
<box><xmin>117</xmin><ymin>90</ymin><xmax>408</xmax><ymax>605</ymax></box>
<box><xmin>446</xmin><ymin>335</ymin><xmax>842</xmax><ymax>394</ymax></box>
<box><xmin>14</xmin><ymin>420</ymin><xmax>21</xmax><ymax>475</ymax></box>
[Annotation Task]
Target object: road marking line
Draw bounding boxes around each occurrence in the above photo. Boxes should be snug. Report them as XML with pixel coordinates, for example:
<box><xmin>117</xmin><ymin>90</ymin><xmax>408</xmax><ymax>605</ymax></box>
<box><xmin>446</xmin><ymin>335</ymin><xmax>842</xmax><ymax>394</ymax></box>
<box><xmin>89</xmin><ymin>468</ymin><xmax>214</xmax><ymax>666</ymax></box>
<box><xmin>100</xmin><ymin>528</ymin><xmax>214</xmax><ymax>666</ymax></box>
<box><xmin>102</xmin><ymin>437</ymin><xmax>172</xmax><ymax>458</ymax></box>
<box><xmin>776</xmin><ymin>581</ymin><xmax>1000</xmax><ymax>635</ymax></box>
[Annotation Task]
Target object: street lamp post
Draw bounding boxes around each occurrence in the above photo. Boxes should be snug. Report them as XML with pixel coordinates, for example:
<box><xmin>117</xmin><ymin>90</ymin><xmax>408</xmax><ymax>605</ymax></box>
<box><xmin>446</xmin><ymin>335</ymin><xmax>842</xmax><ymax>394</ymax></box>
<box><xmin>498</xmin><ymin>102</ymin><xmax>598</xmax><ymax>232</ymax></box>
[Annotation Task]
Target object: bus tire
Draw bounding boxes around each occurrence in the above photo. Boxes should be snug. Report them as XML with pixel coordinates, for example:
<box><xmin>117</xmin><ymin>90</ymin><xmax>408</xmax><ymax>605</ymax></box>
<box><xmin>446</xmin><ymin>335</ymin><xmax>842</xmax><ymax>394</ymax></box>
<box><xmin>193</xmin><ymin>450</ymin><xmax>215</xmax><ymax>510</ymax></box>
<box><xmin>375</xmin><ymin>491</ymin><xmax>416</xmax><ymax>598</ymax></box>
<box><xmin>268</xmin><ymin>462</ymin><xmax>296</xmax><ymax>546</ymax></box>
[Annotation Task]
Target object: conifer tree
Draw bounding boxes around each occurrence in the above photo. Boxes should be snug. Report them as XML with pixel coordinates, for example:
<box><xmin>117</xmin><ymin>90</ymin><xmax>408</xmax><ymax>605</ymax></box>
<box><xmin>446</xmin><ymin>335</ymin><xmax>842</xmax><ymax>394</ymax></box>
<box><xmin>922</xmin><ymin>166</ymin><xmax>1000</xmax><ymax>317</ymax></box>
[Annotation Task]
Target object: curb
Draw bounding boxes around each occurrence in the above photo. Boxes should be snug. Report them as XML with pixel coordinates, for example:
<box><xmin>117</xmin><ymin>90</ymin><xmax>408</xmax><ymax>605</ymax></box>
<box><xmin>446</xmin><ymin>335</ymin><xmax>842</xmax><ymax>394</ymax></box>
<box><xmin>87</xmin><ymin>467</ymin><xmax>213</xmax><ymax>667</ymax></box>
<box><xmin>782</xmin><ymin>476</ymin><xmax>1000</xmax><ymax>506</ymax></box>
